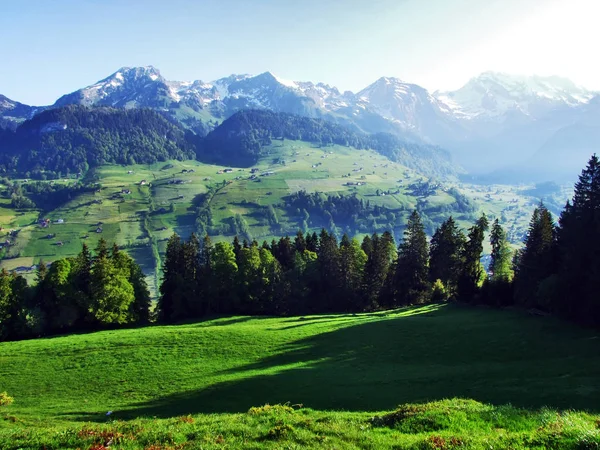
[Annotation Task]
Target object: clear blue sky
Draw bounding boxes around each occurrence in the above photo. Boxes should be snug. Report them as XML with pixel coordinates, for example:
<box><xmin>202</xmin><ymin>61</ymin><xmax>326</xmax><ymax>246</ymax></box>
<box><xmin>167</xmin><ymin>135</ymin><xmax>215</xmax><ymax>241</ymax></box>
<box><xmin>2</xmin><ymin>0</ymin><xmax>599</xmax><ymax>105</ymax></box>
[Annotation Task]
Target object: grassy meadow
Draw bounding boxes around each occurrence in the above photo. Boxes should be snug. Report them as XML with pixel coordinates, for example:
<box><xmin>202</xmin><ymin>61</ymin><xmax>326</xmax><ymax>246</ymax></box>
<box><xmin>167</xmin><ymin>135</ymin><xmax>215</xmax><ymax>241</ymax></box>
<box><xmin>1</xmin><ymin>304</ymin><xmax>599</xmax><ymax>448</ymax></box>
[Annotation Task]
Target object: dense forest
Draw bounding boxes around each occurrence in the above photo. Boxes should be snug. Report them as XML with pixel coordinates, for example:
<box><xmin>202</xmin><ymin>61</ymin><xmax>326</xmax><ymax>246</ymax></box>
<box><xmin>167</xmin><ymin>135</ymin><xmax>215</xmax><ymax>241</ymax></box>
<box><xmin>0</xmin><ymin>107</ymin><xmax>456</xmax><ymax>180</ymax></box>
<box><xmin>0</xmin><ymin>106</ymin><xmax>196</xmax><ymax>178</ymax></box>
<box><xmin>0</xmin><ymin>240</ymin><xmax>151</xmax><ymax>341</ymax></box>
<box><xmin>197</xmin><ymin>110</ymin><xmax>457</xmax><ymax>178</ymax></box>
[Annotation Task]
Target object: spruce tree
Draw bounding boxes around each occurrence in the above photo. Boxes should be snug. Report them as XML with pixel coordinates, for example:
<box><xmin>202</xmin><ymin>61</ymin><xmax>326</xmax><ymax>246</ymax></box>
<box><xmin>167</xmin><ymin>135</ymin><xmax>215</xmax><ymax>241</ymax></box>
<box><xmin>489</xmin><ymin>219</ymin><xmax>513</xmax><ymax>283</ymax></box>
<box><xmin>429</xmin><ymin>216</ymin><xmax>465</xmax><ymax>299</ymax></box>
<box><xmin>157</xmin><ymin>234</ymin><xmax>184</xmax><ymax>323</ymax></box>
<box><xmin>556</xmin><ymin>154</ymin><xmax>600</xmax><ymax>323</ymax></box>
<box><xmin>513</xmin><ymin>204</ymin><xmax>556</xmax><ymax>309</ymax></box>
<box><xmin>394</xmin><ymin>211</ymin><xmax>430</xmax><ymax>305</ymax></box>
<box><xmin>316</xmin><ymin>229</ymin><xmax>340</xmax><ymax>311</ymax></box>
<box><xmin>457</xmin><ymin>214</ymin><xmax>489</xmax><ymax>302</ymax></box>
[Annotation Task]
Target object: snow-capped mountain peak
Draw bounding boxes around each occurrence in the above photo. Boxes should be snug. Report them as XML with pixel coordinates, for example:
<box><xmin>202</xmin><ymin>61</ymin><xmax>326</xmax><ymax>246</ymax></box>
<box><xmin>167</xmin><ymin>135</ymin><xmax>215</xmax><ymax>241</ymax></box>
<box><xmin>53</xmin><ymin>65</ymin><xmax>170</xmax><ymax>108</ymax></box>
<box><xmin>435</xmin><ymin>72</ymin><xmax>595</xmax><ymax>119</ymax></box>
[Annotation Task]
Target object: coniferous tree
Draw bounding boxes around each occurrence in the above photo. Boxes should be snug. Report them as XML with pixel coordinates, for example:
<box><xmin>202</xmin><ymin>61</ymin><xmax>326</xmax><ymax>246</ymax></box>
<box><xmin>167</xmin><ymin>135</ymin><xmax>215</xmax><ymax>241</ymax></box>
<box><xmin>198</xmin><ymin>234</ymin><xmax>213</xmax><ymax>315</ymax></box>
<box><xmin>482</xmin><ymin>219</ymin><xmax>514</xmax><ymax>306</ymax></box>
<box><xmin>457</xmin><ymin>214</ymin><xmax>489</xmax><ymax>302</ymax></box>
<box><xmin>428</xmin><ymin>217</ymin><xmax>465</xmax><ymax>299</ymax></box>
<box><xmin>556</xmin><ymin>154</ymin><xmax>600</xmax><ymax>323</ymax></box>
<box><xmin>361</xmin><ymin>234</ymin><xmax>373</xmax><ymax>259</ymax></box>
<box><xmin>362</xmin><ymin>232</ymin><xmax>396</xmax><ymax>309</ymax></box>
<box><xmin>157</xmin><ymin>234</ymin><xmax>184</xmax><ymax>323</ymax></box>
<box><xmin>513</xmin><ymin>205</ymin><xmax>556</xmax><ymax>309</ymax></box>
<box><xmin>489</xmin><ymin>219</ymin><xmax>514</xmax><ymax>283</ymax></box>
<box><xmin>71</xmin><ymin>243</ymin><xmax>93</xmax><ymax>324</ymax></box>
<box><xmin>316</xmin><ymin>229</ymin><xmax>340</xmax><ymax>310</ymax></box>
<box><xmin>294</xmin><ymin>231</ymin><xmax>307</xmax><ymax>253</ymax></box>
<box><xmin>394</xmin><ymin>211</ymin><xmax>430</xmax><ymax>305</ymax></box>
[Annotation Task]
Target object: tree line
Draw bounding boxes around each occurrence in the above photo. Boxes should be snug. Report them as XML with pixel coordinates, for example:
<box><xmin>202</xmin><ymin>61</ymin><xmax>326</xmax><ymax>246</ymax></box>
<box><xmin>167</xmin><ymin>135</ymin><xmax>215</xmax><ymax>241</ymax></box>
<box><xmin>159</xmin><ymin>154</ymin><xmax>600</xmax><ymax>327</ymax></box>
<box><xmin>510</xmin><ymin>154</ymin><xmax>600</xmax><ymax>326</ymax></box>
<box><xmin>156</xmin><ymin>211</ymin><xmax>495</xmax><ymax>321</ymax></box>
<box><xmin>0</xmin><ymin>239</ymin><xmax>151</xmax><ymax>341</ymax></box>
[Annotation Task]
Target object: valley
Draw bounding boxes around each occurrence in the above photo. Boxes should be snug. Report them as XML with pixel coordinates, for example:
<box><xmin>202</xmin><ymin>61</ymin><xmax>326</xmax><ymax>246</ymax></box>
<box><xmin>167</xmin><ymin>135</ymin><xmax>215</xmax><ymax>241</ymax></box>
<box><xmin>0</xmin><ymin>140</ymin><xmax>555</xmax><ymax>295</ymax></box>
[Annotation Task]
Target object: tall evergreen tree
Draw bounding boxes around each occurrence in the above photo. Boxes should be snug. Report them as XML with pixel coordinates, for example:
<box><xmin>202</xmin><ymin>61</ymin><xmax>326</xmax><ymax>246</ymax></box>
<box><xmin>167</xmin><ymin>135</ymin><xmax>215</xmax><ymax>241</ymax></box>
<box><xmin>489</xmin><ymin>219</ymin><xmax>514</xmax><ymax>283</ymax></box>
<box><xmin>457</xmin><ymin>214</ymin><xmax>489</xmax><ymax>302</ymax></box>
<box><xmin>513</xmin><ymin>205</ymin><xmax>556</xmax><ymax>309</ymax></box>
<box><xmin>556</xmin><ymin>154</ymin><xmax>600</xmax><ymax>323</ymax></box>
<box><xmin>157</xmin><ymin>234</ymin><xmax>184</xmax><ymax>323</ymax></box>
<box><xmin>394</xmin><ymin>211</ymin><xmax>430</xmax><ymax>305</ymax></box>
<box><xmin>316</xmin><ymin>229</ymin><xmax>340</xmax><ymax>311</ymax></box>
<box><xmin>429</xmin><ymin>217</ymin><xmax>465</xmax><ymax>299</ymax></box>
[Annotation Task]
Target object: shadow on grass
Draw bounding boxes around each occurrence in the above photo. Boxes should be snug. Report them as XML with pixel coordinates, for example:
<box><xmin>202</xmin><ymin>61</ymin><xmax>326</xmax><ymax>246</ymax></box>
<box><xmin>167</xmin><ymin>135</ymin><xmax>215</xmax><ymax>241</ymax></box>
<box><xmin>61</xmin><ymin>304</ymin><xmax>600</xmax><ymax>422</ymax></box>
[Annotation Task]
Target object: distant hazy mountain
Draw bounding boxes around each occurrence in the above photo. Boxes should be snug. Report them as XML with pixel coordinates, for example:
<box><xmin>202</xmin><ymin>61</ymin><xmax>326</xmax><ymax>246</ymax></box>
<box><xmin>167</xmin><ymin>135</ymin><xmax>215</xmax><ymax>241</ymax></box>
<box><xmin>435</xmin><ymin>71</ymin><xmax>594</xmax><ymax>119</ymax></box>
<box><xmin>3</xmin><ymin>67</ymin><xmax>599</xmax><ymax>182</ymax></box>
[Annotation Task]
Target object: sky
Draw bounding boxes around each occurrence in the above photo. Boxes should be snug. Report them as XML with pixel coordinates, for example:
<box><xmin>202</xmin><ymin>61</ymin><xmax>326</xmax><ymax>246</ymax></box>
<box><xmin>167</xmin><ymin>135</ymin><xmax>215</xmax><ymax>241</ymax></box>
<box><xmin>2</xmin><ymin>0</ymin><xmax>599</xmax><ymax>105</ymax></box>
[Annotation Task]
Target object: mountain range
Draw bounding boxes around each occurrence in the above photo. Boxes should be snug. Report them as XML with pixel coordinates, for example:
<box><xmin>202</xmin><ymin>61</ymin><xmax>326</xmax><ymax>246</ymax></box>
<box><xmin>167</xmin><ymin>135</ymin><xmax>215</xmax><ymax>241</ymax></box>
<box><xmin>2</xmin><ymin>66</ymin><xmax>598</xmax><ymax>182</ymax></box>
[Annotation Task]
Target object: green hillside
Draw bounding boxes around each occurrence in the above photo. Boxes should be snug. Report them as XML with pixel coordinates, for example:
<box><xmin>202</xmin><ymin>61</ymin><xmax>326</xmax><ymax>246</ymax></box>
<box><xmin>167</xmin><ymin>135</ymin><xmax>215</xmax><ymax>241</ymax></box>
<box><xmin>1</xmin><ymin>305</ymin><xmax>599</xmax><ymax>448</ymax></box>
<box><xmin>0</xmin><ymin>140</ymin><xmax>544</xmax><ymax>293</ymax></box>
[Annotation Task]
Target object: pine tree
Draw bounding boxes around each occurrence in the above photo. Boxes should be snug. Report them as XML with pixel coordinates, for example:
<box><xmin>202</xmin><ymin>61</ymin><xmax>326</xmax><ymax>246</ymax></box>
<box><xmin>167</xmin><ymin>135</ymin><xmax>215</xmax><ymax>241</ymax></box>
<box><xmin>190</xmin><ymin>234</ymin><xmax>212</xmax><ymax>316</ymax></box>
<box><xmin>480</xmin><ymin>219</ymin><xmax>515</xmax><ymax>307</ymax></box>
<box><xmin>513</xmin><ymin>205</ymin><xmax>556</xmax><ymax>309</ymax></box>
<box><xmin>394</xmin><ymin>211</ymin><xmax>430</xmax><ymax>305</ymax></box>
<box><xmin>294</xmin><ymin>231</ymin><xmax>307</xmax><ymax>253</ymax></box>
<box><xmin>556</xmin><ymin>154</ymin><xmax>600</xmax><ymax>323</ymax></box>
<box><xmin>71</xmin><ymin>243</ymin><xmax>93</xmax><ymax>323</ymax></box>
<box><xmin>157</xmin><ymin>234</ymin><xmax>184</xmax><ymax>323</ymax></box>
<box><xmin>457</xmin><ymin>214</ymin><xmax>489</xmax><ymax>303</ymax></box>
<box><xmin>489</xmin><ymin>219</ymin><xmax>513</xmax><ymax>283</ymax></box>
<box><xmin>181</xmin><ymin>233</ymin><xmax>201</xmax><ymax>316</ymax></box>
<box><xmin>429</xmin><ymin>217</ymin><xmax>465</xmax><ymax>299</ymax></box>
<box><xmin>361</xmin><ymin>235</ymin><xmax>373</xmax><ymax>258</ymax></box>
<box><xmin>316</xmin><ymin>229</ymin><xmax>340</xmax><ymax>311</ymax></box>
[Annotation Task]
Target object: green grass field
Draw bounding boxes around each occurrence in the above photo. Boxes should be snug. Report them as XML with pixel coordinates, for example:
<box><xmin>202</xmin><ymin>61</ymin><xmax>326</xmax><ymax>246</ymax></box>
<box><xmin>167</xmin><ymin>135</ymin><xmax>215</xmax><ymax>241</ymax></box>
<box><xmin>1</xmin><ymin>305</ymin><xmax>599</xmax><ymax>448</ymax></box>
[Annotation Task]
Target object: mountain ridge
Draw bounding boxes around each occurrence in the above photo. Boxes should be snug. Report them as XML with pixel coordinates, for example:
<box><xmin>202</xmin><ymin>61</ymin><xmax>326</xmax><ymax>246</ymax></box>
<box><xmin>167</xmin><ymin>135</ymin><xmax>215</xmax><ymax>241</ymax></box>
<box><xmin>2</xmin><ymin>66</ymin><xmax>598</xmax><ymax>180</ymax></box>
